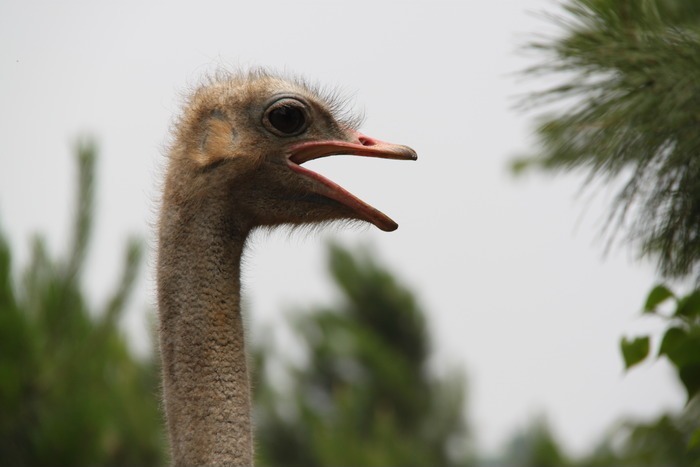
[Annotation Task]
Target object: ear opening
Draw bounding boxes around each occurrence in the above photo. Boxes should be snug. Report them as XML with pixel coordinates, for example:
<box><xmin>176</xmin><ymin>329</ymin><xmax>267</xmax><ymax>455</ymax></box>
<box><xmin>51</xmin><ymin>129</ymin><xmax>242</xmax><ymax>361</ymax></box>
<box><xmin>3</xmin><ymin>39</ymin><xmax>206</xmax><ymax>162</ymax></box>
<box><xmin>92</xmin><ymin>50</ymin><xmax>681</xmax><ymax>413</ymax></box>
<box><xmin>192</xmin><ymin>110</ymin><xmax>238</xmax><ymax>166</ymax></box>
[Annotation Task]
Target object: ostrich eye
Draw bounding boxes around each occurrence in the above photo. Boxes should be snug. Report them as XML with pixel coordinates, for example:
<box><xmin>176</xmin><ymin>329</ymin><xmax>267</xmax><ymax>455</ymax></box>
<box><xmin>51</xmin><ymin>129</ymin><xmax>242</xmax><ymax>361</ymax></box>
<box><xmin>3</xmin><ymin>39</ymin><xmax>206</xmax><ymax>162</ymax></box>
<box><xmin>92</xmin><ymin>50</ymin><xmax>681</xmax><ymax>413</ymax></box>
<box><xmin>264</xmin><ymin>99</ymin><xmax>309</xmax><ymax>136</ymax></box>
<box><xmin>268</xmin><ymin>105</ymin><xmax>305</xmax><ymax>134</ymax></box>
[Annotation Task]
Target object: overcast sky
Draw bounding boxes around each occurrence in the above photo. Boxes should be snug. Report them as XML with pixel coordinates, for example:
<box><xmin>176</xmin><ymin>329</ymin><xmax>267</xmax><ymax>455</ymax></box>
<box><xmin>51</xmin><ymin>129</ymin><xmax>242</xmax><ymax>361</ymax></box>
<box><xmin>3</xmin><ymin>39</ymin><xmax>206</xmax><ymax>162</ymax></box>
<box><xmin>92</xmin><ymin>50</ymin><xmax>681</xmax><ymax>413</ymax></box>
<box><xmin>1</xmin><ymin>0</ymin><xmax>685</xmax><ymax>456</ymax></box>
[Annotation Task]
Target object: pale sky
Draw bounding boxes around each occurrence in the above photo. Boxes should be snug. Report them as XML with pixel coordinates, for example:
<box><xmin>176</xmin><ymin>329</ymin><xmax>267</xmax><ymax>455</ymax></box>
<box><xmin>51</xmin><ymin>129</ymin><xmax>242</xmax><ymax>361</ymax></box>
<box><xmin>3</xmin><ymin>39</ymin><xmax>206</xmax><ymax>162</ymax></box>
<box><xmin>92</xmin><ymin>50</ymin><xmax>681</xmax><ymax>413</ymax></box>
<box><xmin>0</xmin><ymin>0</ymin><xmax>685</xmax><ymax>457</ymax></box>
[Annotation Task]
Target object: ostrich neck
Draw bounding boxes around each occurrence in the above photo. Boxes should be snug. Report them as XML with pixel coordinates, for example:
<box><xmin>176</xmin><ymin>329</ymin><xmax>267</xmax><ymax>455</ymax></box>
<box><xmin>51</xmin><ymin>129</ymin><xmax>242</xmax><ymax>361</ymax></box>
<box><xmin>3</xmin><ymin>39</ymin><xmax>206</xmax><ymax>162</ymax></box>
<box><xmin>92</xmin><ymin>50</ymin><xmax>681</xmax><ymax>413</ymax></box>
<box><xmin>157</xmin><ymin>197</ymin><xmax>253</xmax><ymax>466</ymax></box>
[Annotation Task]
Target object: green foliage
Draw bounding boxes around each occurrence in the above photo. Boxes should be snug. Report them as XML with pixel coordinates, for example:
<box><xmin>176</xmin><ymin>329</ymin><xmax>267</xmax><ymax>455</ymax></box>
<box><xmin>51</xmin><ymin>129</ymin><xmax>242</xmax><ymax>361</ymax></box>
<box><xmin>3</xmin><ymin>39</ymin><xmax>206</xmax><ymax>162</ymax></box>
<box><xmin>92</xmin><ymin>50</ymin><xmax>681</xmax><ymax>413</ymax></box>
<box><xmin>643</xmin><ymin>284</ymin><xmax>674</xmax><ymax>312</ymax></box>
<box><xmin>618</xmin><ymin>274</ymin><xmax>700</xmax><ymax>463</ymax></box>
<box><xmin>253</xmin><ymin>243</ymin><xmax>472</xmax><ymax>467</ymax></box>
<box><xmin>519</xmin><ymin>0</ymin><xmax>700</xmax><ymax>279</ymax></box>
<box><xmin>517</xmin><ymin>0</ymin><xmax>700</xmax><ymax>461</ymax></box>
<box><xmin>499</xmin><ymin>417</ymin><xmax>571</xmax><ymax>467</ymax></box>
<box><xmin>0</xmin><ymin>141</ymin><xmax>166</xmax><ymax>466</ymax></box>
<box><xmin>620</xmin><ymin>336</ymin><xmax>650</xmax><ymax>369</ymax></box>
<box><xmin>623</xmin><ymin>284</ymin><xmax>700</xmax><ymax>403</ymax></box>
<box><xmin>578</xmin><ymin>400</ymin><xmax>700</xmax><ymax>466</ymax></box>
<box><xmin>497</xmin><ymin>403</ymin><xmax>700</xmax><ymax>467</ymax></box>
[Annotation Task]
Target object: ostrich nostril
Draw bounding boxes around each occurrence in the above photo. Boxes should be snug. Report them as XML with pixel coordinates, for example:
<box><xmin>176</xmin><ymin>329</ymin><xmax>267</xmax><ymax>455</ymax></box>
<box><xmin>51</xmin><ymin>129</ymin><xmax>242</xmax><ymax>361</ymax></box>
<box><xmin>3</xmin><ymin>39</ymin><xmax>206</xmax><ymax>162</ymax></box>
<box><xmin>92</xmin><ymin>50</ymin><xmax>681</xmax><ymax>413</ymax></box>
<box><xmin>358</xmin><ymin>135</ymin><xmax>377</xmax><ymax>147</ymax></box>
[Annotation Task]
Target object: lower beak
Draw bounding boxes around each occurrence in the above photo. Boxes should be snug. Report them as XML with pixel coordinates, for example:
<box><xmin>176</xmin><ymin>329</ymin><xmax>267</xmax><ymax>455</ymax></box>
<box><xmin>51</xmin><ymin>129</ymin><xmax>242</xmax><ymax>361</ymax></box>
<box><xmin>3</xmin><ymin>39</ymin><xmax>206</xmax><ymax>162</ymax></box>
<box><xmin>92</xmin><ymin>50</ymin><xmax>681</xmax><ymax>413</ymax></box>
<box><xmin>288</xmin><ymin>132</ymin><xmax>417</xmax><ymax>231</ymax></box>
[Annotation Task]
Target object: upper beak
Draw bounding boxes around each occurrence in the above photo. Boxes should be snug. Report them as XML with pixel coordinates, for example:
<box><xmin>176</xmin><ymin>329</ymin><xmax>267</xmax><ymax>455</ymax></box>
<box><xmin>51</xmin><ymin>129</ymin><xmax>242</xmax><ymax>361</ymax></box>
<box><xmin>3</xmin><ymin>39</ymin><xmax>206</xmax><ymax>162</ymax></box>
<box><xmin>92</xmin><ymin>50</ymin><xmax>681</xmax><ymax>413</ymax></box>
<box><xmin>287</xmin><ymin>131</ymin><xmax>417</xmax><ymax>231</ymax></box>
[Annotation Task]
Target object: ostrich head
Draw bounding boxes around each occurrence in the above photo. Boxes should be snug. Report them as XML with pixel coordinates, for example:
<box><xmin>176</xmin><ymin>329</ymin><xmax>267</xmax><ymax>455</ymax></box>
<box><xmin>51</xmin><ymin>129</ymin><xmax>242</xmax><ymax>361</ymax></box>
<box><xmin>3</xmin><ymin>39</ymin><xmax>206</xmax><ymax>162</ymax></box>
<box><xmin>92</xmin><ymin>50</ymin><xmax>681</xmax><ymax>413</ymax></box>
<box><xmin>168</xmin><ymin>71</ymin><xmax>417</xmax><ymax>233</ymax></box>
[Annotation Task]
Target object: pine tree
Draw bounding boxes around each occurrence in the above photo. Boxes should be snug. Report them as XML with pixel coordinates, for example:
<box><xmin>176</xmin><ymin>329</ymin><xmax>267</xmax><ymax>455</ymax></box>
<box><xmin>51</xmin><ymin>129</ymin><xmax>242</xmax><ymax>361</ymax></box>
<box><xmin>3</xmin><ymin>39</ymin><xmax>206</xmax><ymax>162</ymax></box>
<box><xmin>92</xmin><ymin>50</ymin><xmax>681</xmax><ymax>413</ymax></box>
<box><xmin>253</xmin><ymin>244</ymin><xmax>472</xmax><ymax>467</ymax></box>
<box><xmin>0</xmin><ymin>142</ymin><xmax>166</xmax><ymax>465</ymax></box>
<box><xmin>518</xmin><ymin>0</ymin><xmax>700</xmax><ymax>462</ymax></box>
<box><xmin>518</xmin><ymin>0</ymin><xmax>700</xmax><ymax>279</ymax></box>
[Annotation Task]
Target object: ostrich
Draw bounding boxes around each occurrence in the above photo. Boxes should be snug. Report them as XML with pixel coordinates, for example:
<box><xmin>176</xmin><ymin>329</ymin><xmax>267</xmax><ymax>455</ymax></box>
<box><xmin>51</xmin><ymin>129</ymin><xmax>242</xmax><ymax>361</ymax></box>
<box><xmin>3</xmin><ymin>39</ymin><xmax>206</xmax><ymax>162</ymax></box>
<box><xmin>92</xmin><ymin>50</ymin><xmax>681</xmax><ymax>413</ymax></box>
<box><xmin>157</xmin><ymin>70</ymin><xmax>416</xmax><ymax>466</ymax></box>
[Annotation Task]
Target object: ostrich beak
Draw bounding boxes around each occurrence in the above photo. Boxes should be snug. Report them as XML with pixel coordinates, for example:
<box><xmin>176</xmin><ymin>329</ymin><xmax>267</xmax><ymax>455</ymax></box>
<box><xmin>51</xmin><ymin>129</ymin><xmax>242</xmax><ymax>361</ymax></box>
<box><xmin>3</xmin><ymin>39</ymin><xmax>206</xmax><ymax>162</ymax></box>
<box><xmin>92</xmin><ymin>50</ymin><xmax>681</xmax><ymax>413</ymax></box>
<box><xmin>288</xmin><ymin>132</ymin><xmax>417</xmax><ymax>232</ymax></box>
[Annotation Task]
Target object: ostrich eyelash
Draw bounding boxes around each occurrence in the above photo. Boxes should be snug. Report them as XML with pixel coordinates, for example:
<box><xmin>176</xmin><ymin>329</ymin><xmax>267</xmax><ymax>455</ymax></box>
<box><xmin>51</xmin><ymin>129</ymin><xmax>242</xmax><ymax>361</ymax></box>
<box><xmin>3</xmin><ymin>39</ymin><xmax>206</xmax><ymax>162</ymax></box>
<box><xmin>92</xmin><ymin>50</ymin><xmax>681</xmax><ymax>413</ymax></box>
<box><xmin>201</xmin><ymin>67</ymin><xmax>365</xmax><ymax>131</ymax></box>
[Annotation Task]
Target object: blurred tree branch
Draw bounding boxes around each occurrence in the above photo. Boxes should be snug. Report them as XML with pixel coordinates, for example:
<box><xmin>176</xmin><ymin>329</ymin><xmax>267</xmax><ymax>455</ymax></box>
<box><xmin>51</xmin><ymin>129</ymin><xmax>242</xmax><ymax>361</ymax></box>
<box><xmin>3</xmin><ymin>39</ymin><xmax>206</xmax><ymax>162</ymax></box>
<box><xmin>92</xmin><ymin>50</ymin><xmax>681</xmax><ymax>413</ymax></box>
<box><xmin>516</xmin><ymin>0</ymin><xmax>700</xmax><ymax>462</ymax></box>
<box><xmin>0</xmin><ymin>140</ymin><xmax>165</xmax><ymax>466</ymax></box>
<box><xmin>516</xmin><ymin>0</ymin><xmax>700</xmax><ymax>279</ymax></box>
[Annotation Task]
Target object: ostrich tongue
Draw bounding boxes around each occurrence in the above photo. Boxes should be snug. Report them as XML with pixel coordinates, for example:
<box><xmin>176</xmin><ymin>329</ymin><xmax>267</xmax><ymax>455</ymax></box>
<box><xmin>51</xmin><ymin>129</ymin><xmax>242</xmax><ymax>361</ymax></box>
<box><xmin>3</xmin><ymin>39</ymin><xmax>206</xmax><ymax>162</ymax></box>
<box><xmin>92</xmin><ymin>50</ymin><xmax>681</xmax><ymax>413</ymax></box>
<box><xmin>287</xmin><ymin>132</ymin><xmax>417</xmax><ymax>232</ymax></box>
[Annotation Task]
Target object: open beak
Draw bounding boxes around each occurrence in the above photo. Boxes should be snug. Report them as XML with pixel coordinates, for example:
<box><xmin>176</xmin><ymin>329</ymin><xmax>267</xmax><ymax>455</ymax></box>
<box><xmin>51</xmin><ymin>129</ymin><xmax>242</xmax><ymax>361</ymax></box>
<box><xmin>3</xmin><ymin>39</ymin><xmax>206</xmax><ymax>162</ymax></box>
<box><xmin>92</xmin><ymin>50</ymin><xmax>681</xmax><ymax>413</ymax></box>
<box><xmin>287</xmin><ymin>132</ymin><xmax>417</xmax><ymax>232</ymax></box>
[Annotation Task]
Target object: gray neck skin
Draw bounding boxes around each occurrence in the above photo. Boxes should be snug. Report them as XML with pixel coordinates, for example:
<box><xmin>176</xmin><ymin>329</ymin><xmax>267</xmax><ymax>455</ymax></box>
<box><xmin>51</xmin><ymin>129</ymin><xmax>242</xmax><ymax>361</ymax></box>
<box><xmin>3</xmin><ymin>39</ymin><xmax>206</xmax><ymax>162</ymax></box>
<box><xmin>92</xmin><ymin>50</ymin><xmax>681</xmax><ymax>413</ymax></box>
<box><xmin>157</xmin><ymin>198</ymin><xmax>252</xmax><ymax>466</ymax></box>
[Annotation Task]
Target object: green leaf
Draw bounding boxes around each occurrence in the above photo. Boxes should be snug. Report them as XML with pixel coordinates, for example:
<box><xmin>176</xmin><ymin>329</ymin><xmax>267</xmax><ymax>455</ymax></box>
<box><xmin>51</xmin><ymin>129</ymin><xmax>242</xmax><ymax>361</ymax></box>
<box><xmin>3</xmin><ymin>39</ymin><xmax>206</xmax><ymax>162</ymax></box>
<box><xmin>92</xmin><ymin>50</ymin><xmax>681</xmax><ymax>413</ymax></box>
<box><xmin>675</xmin><ymin>290</ymin><xmax>700</xmax><ymax>318</ymax></box>
<box><xmin>679</xmin><ymin>363</ymin><xmax>700</xmax><ymax>401</ymax></box>
<box><xmin>690</xmin><ymin>428</ymin><xmax>700</xmax><ymax>449</ymax></box>
<box><xmin>621</xmin><ymin>336</ymin><xmax>651</xmax><ymax>370</ymax></box>
<box><xmin>643</xmin><ymin>284</ymin><xmax>674</xmax><ymax>313</ymax></box>
<box><xmin>660</xmin><ymin>329</ymin><xmax>700</xmax><ymax>373</ymax></box>
<box><xmin>659</xmin><ymin>327</ymin><xmax>687</xmax><ymax>359</ymax></box>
